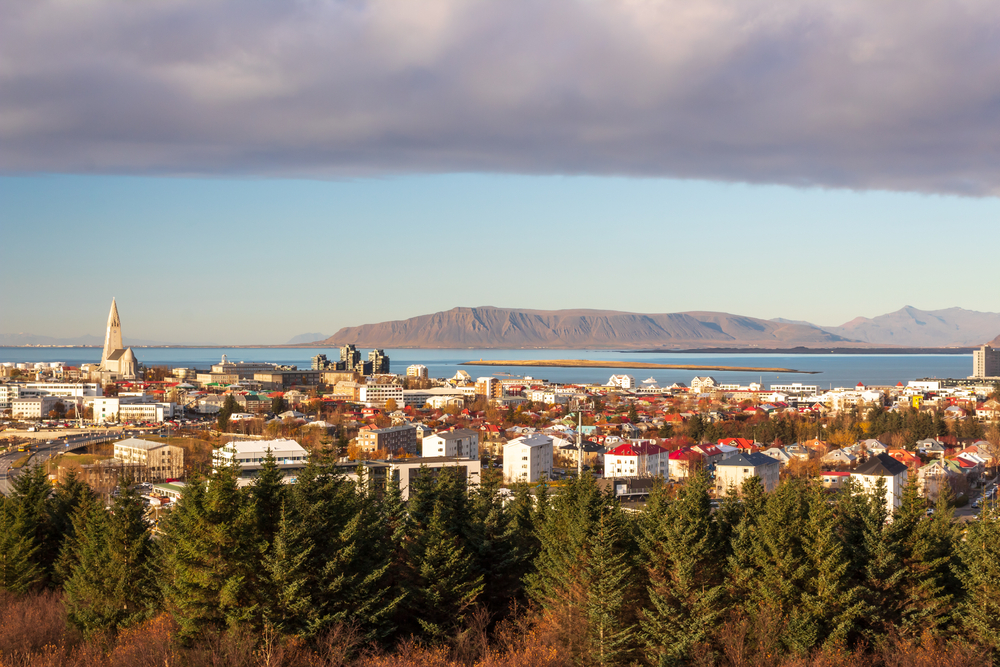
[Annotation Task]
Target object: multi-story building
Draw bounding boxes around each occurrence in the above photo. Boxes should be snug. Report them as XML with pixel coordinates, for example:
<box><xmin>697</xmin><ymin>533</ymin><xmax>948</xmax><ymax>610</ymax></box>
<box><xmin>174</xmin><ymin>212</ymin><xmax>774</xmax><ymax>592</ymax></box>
<box><xmin>851</xmin><ymin>453</ymin><xmax>909</xmax><ymax>512</ymax></box>
<box><xmin>388</xmin><ymin>457</ymin><xmax>482</xmax><ymax>500</ymax></box>
<box><xmin>113</xmin><ymin>437</ymin><xmax>184</xmax><ymax>481</ymax></box>
<box><xmin>93</xmin><ymin>397</ymin><xmax>177</xmax><ymax>423</ymax></box>
<box><xmin>0</xmin><ymin>384</ymin><xmax>21</xmax><ymax>411</ymax></box>
<box><xmin>715</xmin><ymin>452</ymin><xmax>781</xmax><ymax>494</ymax></box>
<box><xmin>422</xmin><ymin>428</ymin><xmax>479</xmax><ymax>459</ymax></box>
<box><xmin>340</xmin><ymin>344</ymin><xmax>362</xmax><ymax>372</ymax></box>
<box><xmin>503</xmin><ymin>433</ymin><xmax>553</xmax><ymax>483</ymax></box>
<box><xmin>11</xmin><ymin>396</ymin><xmax>60</xmax><ymax>419</ymax></box>
<box><xmin>406</xmin><ymin>364</ymin><xmax>429</xmax><ymax>379</ymax></box>
<box><xmin>474</xmin><ymin>377</ymin><xmax>502</xmax><ymax>399</ymax></box>
<box><xmin>604</xmin><ymin>441</ymin><xmax>669</xmax><ymax>478</ymax></box>
<box><xmin>357</xmin><ymin>423</ymin><xmax>418</xmax><ymax>455</ymax></box>
<box><xmin>368</xmin><ymin>349</ymin><xmax>390</xmax><ymax>375</ymax></box>
<box><xmin>606</xmin><ymin>374</ymin><xmax>636</xmax><ymax>390</ymax></box>
<box><xmin>253</xmin><ymin>370</ymin><xmax>321</xmax><ymax>390</ymax></box>
<box><xmin>973</xmin><ymin>345</ymin><xmax>1000</xmax><ymax>379</ymax></box>
<box><xmin>359</xmin><ymin>383</ymin><xmax>403</xmax><ymax>408</ymax></box>
<box><xmin>211</xmin><ymin>355</ymin><xmax>281</xmax><ymax>378</ymax></box>
<box><xmin>212</xmin><ymin>438</ymin><xmax>309</xmax><ymax>483</ymax></box>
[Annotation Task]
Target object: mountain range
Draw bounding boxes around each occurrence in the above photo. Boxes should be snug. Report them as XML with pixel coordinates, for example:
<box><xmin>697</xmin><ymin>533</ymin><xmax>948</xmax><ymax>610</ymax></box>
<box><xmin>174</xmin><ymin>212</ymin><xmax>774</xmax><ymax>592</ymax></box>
<box><xmin>301</xmin><ymin>306</ymin><xmax>1000</xmax><ymax>349</ymax></box>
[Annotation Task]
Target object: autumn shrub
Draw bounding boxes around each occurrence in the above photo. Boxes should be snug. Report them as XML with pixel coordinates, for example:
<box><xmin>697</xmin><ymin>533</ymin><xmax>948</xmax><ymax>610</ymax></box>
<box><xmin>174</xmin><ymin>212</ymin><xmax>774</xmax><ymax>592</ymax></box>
<box><xmin>0</xmin><ymin>590</ymin><xmax>73</xmax><ymax>661</ymax></box>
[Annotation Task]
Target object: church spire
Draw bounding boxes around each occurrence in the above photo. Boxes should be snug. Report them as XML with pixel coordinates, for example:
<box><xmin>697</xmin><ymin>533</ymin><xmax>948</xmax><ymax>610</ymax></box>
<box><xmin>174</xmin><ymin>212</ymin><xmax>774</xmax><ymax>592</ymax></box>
<box><xmin>101</xmin><ymin>298</ymin><xmax>123</xmax><ymax>366</ymax></box>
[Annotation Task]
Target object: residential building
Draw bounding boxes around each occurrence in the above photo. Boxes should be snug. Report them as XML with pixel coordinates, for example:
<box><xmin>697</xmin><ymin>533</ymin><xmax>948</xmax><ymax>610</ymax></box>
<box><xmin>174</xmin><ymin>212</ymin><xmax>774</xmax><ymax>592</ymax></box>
<box><xmin>716</xmin><ymin>452</ymin><xmax>781</xmax><ymax>494</ymax></box>
<box><xmin>604</xmin><ymin>441</ymin><xmax>668</xmax><ymax>478</ymax></box>
<box><xmin>503</xmin><ymin>433</ymin><xmax>553</xmax><ymax>483</ymax></box>
<box><xmin>606</xmin><ymin>375</ymin><xmax>636</xmax><ymax>390</ymax></box>
<box><xmin>388</xmin><ymin>457</ymin><xmax>482</xmax><ymax>500</ymax></box>
<box><xmin>474</xmin><ymin>377</ymin><xmax>502</xmax><ymax>399</ymax></box>
<box><xmin>851</xmin><ymin>453</ymin><xmax>909</xmax><ymax>512</ymax></box>
<box><xmin>368</xmin><ymin>349</ymin><xmax>390</xmax><ymax>374</ymax></box>
<box><xmin>11</xmin><ymin>396</ymin><xmax>59</xmax><ymax>419</ymax></box>
<box><xmin>406</xmin><ymin>364</ymin><xmax>429</xmax><ymax>379</ymax></box>
<box><xmin>820</xmin><ymin>471</ymin><xmax>851</xmax><ymax>490</ymax></box>
<box><xmin>422</xmin><ymin>428</ymin><xmax>479</xmax><ymax>459</ymax></box>
<box><xmin>973</xmin><ymin>345</ymin><xmax>1000</xmax><ymax>379</ymax></box>
<box><xmin>359</xmin><ymin>383</ymin><xmax>404</xmax><ymax>408</ymax></box>
<box><xmin>113</xmin><ymin>437</ymin><xmax>184</xmax><ymax>481</ymax></box>
<box><xmin>691</xmin><ymin>377</ymin><xmax>717</xmax><ymax>393</ymax></box>
<box><xmin>357</xmin><ymin>423</ymin><xmax>418</xmax><ymax>455</ymax></box>
<box><xmin>212</xmin><ymin>439</ymin><xmax>309</xmax><ymax>483</ymax></box>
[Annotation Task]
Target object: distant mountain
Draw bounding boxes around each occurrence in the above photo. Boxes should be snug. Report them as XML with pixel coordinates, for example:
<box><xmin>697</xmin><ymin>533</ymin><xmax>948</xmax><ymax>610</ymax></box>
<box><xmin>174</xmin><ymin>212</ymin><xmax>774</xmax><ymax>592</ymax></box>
<box><xmin>316</xmin><ymin>307</ymin><xmax>854</xmax><ymax>349</ymax></box>
<box><xmin>286</xmin><ymin>332</ymin><xmax>329</xmax><ymax>345</ymax></box>
<box><xmin>822</xmin><ymin>307</ymin><xmax>1000</xmax><ymax>347</ymax></box>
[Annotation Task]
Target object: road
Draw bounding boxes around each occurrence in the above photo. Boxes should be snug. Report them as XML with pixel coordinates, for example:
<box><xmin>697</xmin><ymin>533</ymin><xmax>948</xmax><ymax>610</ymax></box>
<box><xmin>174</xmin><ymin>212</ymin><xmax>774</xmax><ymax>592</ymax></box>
<box><xmin>0</xmin><ymin>427</ymin><xmax>167</xmax><ymax>495</ymax></box>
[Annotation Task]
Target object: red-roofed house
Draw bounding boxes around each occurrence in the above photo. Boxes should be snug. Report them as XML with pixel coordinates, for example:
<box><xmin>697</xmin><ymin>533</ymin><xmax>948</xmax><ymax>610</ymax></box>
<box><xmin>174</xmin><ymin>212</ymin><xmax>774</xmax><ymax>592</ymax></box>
<box><xmin>605</xmin><ymin>441</ymin><xmax>668</xmax><ymax>478</ymax></box>
<box><xmin>820</xmin><ymin>470</ymin><xmax>851</xmax><ymax>490</ymax></box>
<box><xmin>668</xmin><ymin>447</ymin><xmax>704</xmax><ymax>480</ymax></box>
<box><xmin>887</xmin><ymin>449</ymin><xmax>922</xmax><ymax>469</ymax></box>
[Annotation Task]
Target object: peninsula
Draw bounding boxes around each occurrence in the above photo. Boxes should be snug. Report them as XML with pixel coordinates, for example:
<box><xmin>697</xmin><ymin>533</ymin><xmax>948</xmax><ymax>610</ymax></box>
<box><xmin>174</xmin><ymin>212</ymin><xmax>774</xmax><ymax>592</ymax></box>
<box><xmin>460</xmin><ymin>359</ymin><xmax>817</xmax><ymax>373</ymax></box>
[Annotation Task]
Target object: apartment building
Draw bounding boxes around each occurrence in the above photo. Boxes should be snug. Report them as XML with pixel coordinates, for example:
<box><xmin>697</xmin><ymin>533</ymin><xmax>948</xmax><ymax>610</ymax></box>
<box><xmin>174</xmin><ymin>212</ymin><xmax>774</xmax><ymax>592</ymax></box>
<box><xmin>973</xmin><ymin>345</ymin><xmax>1000</xmax><ymax>379</ymax></box>
<box><xmin>503</xmin><ymin>433</ymin><xmax>553</xmax><ymax>483</ymax></box>
<box><xmin>93</xmin><ymin>396</ymin><xmax>176</xmax><ymax>423</ymax></box>
<box><xmin>422</xmin><ymin>428</ymin><xmax>479</xmax><ymax>459</ymax></box>
<box><xmin>359</xmin><ymin>383</ymin><xmax>403</xmax><ymax>408</ymax></box>
<box><xmin>212</xmin><ymin>438</ymin><xmax>309</xmax><ymax>483</ymax></box>
<box><xmin>388</xmin><ymin>457</ymin><xmax>482</xmax><ymax>500</ymax></box>
<box><xmin>11</xmin><ymin>396</ymin><xmax>60</xmax><ymax>419</ymax></box>
<box><xmin>716</xmin><ymin>452</ymin><xmax>781</xmax><ymax>494</ymax></box>
<box><xmin>357</xmin><ymin>423</ymin><xmax>418</xmax><ymax>455</ymax></box>
<box><xmin>113</xmin><ymin>437</ymin><xmax>184</xmax><ymax>481</ymax></box>
<box><xmin>406</xmin><ymin>364</ymin><xmax>429</xmax><ymax>379</ymax></box>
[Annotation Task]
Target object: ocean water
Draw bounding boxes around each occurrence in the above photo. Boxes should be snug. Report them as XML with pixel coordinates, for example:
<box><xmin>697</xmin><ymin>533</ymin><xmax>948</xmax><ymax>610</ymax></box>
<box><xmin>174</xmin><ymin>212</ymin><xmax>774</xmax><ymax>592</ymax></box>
<box><xmin>0</xmin><ymin>347</ymin><xmax>973</xmax><ymax>388</ymax></box>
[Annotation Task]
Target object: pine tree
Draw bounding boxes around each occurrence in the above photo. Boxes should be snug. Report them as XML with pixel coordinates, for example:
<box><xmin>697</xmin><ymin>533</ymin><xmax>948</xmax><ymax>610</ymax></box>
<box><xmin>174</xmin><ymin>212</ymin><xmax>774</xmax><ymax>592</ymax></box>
<box><xmin>851</xmin><ymin>476</ymin><xmax>905</xmax><ymax>638</ymax></box>
<box><xmin>468</xmin><ymin>468</ymin><xmax>520</xmax><ymax>618</ymax></box>
<box><xmin>260</xmin><ymin>502</ymin><xmax>314</xmax><ymax>635</ymax></box>
<box><xmin>0</xmin><ymin>496</ymin><xmax>42</xmax><ymax>593</ymax></box>
<box><xmin>8</xmin><ymin>465</ymin><xmax>54</xmax><ymax>581</ymax></box>
<box><xmin>160</xmin><ymin>462</ymin><xmax>256</xmax><ymax>640</ymax></box>
<box><xmin>64</xmin><ymin>485</ymin><xmax>159</xmax><ymax>634</ymax></box>
<box><xmin>47</xmin><ymin>470</ymin><xmax>94</xmax><ymax>585</ymax></box>
<box><xmin>798</xmin><ymin>481</ymin><xmax>864</xmax><ymax>649</ymax></box>
<box><xmin>251</xmin><ymin>448</ymin><xmax>286</xmax><ymax>544</ymax></box>
<box><xmin>586</xmin><ymin>499</ymin><xmax>637</xmax><ymax>667</ymax></box>
<box><xmin>54</xmin><ymin>492</ymin><xmax>99</xmax><ymax>586</ymax></box>
<box><xmin>960</xmin><ymin>498</ymin><xmax>1000</xmax><ymax>650</ymax></box>
<box><xmin>640</xmin><ymin>471</ymin><xmax>725</xmax><ymax>666</ymax></box>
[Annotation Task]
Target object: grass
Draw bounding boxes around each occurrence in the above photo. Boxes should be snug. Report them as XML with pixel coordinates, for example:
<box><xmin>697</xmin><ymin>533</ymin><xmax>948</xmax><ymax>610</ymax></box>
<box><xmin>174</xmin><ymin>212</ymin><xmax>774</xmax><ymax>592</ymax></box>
<box><xmin>11</xmin><ymin>454</ymin><xmax>33</xmax><ymax>469</ymax></box>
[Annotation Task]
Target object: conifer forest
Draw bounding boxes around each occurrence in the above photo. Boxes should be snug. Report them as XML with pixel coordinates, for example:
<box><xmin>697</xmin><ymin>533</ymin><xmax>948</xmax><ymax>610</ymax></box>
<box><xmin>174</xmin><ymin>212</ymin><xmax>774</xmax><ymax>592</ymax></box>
<box><xmin>1</xmin><ymin>454</ymin><xmax>999</xmax><ymax>667</ymax></box>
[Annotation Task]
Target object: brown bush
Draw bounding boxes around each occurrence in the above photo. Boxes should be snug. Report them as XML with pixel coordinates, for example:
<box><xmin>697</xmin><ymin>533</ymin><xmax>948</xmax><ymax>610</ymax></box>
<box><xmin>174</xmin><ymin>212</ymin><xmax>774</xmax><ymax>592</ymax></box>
<box><xmin>0</xmin><ymin>590</ymin><xmax>74</xmax><ymax>662</ymax></box>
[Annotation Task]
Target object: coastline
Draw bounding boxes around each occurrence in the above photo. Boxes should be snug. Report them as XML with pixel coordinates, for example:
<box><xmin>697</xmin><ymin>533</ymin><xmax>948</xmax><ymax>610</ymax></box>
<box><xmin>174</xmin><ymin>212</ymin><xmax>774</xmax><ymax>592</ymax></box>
<box><xmin>460</xmin><ymin>359</ymin><xmax>817</xmax><ymax>373</ymax></box>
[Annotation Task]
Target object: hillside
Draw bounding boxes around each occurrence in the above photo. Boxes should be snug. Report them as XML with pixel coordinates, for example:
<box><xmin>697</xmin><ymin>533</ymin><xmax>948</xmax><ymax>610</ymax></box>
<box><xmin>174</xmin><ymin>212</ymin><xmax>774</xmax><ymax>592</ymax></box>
<box><xmin>316</xmin><ymin>307</ymin><xmax>855</xmax><ymax>349</ymax></box>
<box><xmin>822</xmin><ymin>306</ymin><xmax>1000</xmax><ymax>347</ymax></box>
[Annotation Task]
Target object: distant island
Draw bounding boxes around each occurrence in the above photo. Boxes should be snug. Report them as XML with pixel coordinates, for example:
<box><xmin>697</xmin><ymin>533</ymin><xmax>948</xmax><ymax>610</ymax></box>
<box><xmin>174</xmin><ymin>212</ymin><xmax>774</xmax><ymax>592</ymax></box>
<box><xmin>461</xmin><ymin>359</ymin><xmax>817</xmax><ymax>373</ymax></box>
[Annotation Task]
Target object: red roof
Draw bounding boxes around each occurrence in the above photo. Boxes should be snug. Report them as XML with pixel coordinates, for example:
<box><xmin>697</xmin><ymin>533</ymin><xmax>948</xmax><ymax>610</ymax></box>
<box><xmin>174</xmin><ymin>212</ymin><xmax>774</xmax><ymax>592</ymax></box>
<box><xmin>607</xmin><ymin>442</ymin><xmax>666</xmax><ymax>457</ymax></box>
<box><xmin>823</xmin><ymin>471</ymin><xmax>851</xmax><ymax>477</ymax></box>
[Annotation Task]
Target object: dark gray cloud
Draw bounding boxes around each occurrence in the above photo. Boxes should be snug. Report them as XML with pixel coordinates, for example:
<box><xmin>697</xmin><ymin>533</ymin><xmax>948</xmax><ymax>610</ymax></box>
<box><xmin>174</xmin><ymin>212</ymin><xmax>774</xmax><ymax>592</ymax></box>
<box><xmin>2</xmin><ymin>0</ymin><xmax>999</xmax><ymax>193</ymax></box>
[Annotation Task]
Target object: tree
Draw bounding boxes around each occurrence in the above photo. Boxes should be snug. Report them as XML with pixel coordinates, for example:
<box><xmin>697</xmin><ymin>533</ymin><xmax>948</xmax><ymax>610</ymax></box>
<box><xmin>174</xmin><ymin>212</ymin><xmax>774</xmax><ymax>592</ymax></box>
<box><xmin>0</xmin><ymin>495</ymin><xmax>42</xmax><ymax>593</ymax></box>
<box><xmin>271</xmin><ymin>396</ymin><xmax>287</xmax><ymax>415</ymax></box>
<box><xmin>586</xmin><ymin>499</ymin><xmax>637</xmax><ymax>667</ymax></box>
<box><xmin>384</xmin><ymin>398</ymin><xmax>398</xmax><ymax>412</ymax></box>
<box><xmin>640</xmin><ymin>472</ymin><xmax>725</xmax><ymax>665</ymax></box>
<box><xmin>960</xmin><ymin>499</ymin><xmax>1000</xmax><ymax>649</ymax></box>
<box><xmin>64</xmin><ymin>484</ymin><xmax>159</xmax><ymax>635</ymax></box>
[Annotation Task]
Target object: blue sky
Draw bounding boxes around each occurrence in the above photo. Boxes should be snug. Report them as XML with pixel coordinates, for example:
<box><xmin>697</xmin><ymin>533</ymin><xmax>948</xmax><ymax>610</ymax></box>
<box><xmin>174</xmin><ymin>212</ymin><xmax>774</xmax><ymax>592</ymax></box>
<box><xmin>3</xmin><ymin>0</ymin><xmax>1000</xmax><ymax>344</ymax></box>
<box><xmin>3</xmin><ymin>173</ymin><xmax>998</xmax><ymax>344</ymax></box>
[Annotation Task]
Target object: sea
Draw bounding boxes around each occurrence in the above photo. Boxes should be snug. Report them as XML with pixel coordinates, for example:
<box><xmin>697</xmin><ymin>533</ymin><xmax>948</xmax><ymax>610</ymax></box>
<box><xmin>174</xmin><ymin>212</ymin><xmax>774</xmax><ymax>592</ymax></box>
<box><xmin>0</xmin><ymin>347</ymin><xmax>975</xmax><ymax>389</ymax></box>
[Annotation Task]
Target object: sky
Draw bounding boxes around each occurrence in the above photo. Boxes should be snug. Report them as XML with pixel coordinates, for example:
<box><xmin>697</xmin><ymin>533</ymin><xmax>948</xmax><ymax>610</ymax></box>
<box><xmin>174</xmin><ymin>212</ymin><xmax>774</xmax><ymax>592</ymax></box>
<box><xmin>2</xmin><ymin>0</ymin><xmax>1000</xmax><ymax>344</ymax></box>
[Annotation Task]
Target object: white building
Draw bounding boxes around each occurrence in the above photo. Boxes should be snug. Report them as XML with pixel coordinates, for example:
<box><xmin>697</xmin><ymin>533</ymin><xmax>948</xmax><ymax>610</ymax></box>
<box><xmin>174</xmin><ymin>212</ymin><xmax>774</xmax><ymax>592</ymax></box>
<box><xmin>606</xmin><ymin>374</ymin><xmax>636</xmax><ymax>390</ymax></box>
<box><xmin>715</xmin><ymin>452</ymin><xmax>781</xmax><ymax>494</ymax></box>
<box><xmin>22</xmin><ymin>383</ymin><xmax>102</xmax><ymax>398</ymax></box>
<box><xmin>113</xmin><ymin>437</ymin><xmax>184</xmax><ymax>481</ymax></box>
<box><xmin>406</xmin><ymin>364</ymin><xmax>429</xmax><ymax>379</ymax></box>
<box><xmin>851</xmin><ymin>453</ymin><xmax>909</xmax><ymax>513</ymax></box>
<box><xmin>11</xmin><ymin>397</ymin><xmax>60</xmax><ymax>419</ymax></box>
<box><xmin>358</xmin><ymin>383</ymin><xmax>404</xmax><ymax>408</ymax></box>
<box><xmin>388</xmin><ymin>457</ymin><xmax>482</xmax><ymax>500</ymax></box>
<box><xmin>691</xmin><ymin>377</ymin><xmax>717</xmax><ymax>393</ymax></box>
<box><xmin>212</xmin><ymin>438</ymin><xmax>309</xmax><ymax>483</ymax></box>
<box><xmin>604</xmin><ymin>441</ymin><xmax>669</xmax><ymax>478</ymax></box>
<box><xmin>503</xmin><ymin>433</ymin><xmax>553</xmax><ymax>483</ymax></box>
<box><xmin>422</xmin><ymin>428</ymin><xmax>479</xmax><ymax>459</ymax></box>
<box><xmin>93</xmin><ymin>397</ymin><xmax>176</xmax><ymax>424</ymax></box>
<box><xmin>973</xmin><ymin>345</ymin><xmax>1000</xmax><ymax>379</ymax></box>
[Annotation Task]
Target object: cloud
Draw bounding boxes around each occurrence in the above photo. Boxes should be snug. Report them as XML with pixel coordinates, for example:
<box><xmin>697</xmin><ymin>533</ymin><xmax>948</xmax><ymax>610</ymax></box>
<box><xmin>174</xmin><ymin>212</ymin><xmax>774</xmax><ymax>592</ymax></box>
<box><xmin>2</xmin><ymin>0</ymin><xmax>999</xmax><ymax>193</ymax></box>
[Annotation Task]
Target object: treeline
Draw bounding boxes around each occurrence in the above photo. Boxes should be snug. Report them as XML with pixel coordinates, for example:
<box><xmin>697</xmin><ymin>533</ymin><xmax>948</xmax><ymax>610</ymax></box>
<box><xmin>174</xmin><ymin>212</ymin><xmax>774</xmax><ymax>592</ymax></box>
<box><xmin>2</xmin><ymin>458</ymin><xmax>1000</xmax><ymax>666</ymax></box>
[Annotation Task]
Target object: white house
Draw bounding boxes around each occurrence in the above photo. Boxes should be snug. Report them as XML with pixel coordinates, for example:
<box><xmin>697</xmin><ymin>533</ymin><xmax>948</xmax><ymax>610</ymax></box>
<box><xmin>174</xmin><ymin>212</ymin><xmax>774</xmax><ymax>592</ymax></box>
<box><xmin>716</xmin><ymin>452</ymin><xmax>781</xmax><ymax>494</ymax></box>
<box><xmin>604</xmin><ymin>441</ymin><xmax>669</xmax><ymax>478</ymax></box>
<box><xmin>851</xmin><ymin>453</ymin><xmax>909</xmax><ymax>513</ymax></box>
<box><xmin>606</xmin><ymin>375</ymin><xmax>637</xmax><ymax>390</ymax></box>
<box><xmin>503</xmin><ymin>433</ymin><xmax>553</xmax><ymax>483</ymax></box>
<box><xmin>421</xmin><ymin>428</ymin><xmax>479</xmax><ymax>459</ymax></box>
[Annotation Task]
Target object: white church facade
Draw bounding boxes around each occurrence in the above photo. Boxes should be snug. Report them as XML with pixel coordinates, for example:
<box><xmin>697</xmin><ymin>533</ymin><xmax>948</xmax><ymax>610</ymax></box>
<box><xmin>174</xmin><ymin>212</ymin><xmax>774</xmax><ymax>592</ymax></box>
<box><xmin>94</xmin><ymin>298</ymin><xmax>139</xmax><ymax>381</ymax></box>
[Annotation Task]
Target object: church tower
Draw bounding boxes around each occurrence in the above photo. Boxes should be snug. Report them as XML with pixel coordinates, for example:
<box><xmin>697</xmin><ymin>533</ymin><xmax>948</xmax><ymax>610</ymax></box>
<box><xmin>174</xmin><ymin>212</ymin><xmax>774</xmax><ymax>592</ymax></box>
<box><xmin>101</xmin><ymin>298</ymin><xmax>124</xmax><ymax>367</ymax></box>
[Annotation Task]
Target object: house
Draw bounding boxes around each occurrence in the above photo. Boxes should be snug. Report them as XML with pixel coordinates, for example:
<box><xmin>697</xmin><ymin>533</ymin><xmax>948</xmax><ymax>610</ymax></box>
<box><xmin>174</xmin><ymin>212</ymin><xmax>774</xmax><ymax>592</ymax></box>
<box><xmin>915</xmin><ymin>438</ymin><xmax>946</xmax><ymax>459</ymax></box>
<box><xmin>605</xmin><ymin>441</ymin><xmax>669</xmax><ymax>478</ymax></box>
<box><xmin>668</xmin><ymin>448</ymin><xmax>704</xmax><ymax>480</ymax></box>
<box><xmin>917</xmin><ymin>459</ymin><xmax>964</xmax><ymax>502</ymax></box>
<box><xmin>859</xmin><ymin>439</ymin><xmax>888</xmax><ymax>456</ymax></box>
<box><xmin>557</xmin><ymin>441</ymin><xmax>605</xmax><ymax>467</ymax></box>
<box><xmin>715</xmin><ymin>452</ymin><xmax>780</xmax><ymax>494</ymax></box>
<box><xmin>820</xmin><ymin>471</ymin><xmax>851</xmax><ymax>490</ymax></box>
<box><xmin>762</xmin><ymin>447</ymin><xmax>793</xmax><ymax>466</ymax></box>
<box><xmin>691</xmin><ymin>443</ymin><xmax>726</xmax><ymax>465</ymax></box>
<box><xmin>887</xmin><ymin>449</ymin><xmax>922</xmax><ymax>469</ymax></box>
<box><xmin>821</xmin><ymin>448</ymin><xmax>857</xmax><ymax>466</ymax></box>
<box><xmin>113</xmin><ymin>437</ymin><xmax>184</xmax><ymax>482</ymax></box>
<box><xmin>851</xmin><ymin>453</ymin><xmax>909</xmax><ymax>513</ymax></box>
<box><xmin>357</xmin><ymin>424</ymin><xmax>418</xmax><ymax>455</ymax></box>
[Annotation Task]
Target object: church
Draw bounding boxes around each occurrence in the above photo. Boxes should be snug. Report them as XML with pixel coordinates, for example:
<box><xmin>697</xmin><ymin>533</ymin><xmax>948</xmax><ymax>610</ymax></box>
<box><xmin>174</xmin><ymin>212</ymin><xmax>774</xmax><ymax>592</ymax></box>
<box><xmin>95</xmin><ymin>298</ymin><xmax>139</xmax><ymax>381</ymax></box>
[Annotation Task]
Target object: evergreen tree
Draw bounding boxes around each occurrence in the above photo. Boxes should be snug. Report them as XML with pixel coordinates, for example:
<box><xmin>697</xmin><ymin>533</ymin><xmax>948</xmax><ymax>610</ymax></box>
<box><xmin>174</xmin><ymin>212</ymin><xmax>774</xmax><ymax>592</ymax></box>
<box><xmin>0</xmin><ymin>495</ymin><xmax>42</xmax><ymax>593</ymax></box>
<box><xmin>8</xmin><ymin>465</ymin><xmax>54</xmax><ymax>580</ymax></box>
<box><xmin>160</xmin><ymin>461</ymin><xmax>257</xmax><ymax>640</ymax></box>
<box><xmin>469</xmin><ymin>468</ymin><xmax>520</xmax><ymax>618</ymax></box>
<box><xmin>260</xmin><ymin>502</ymin><xmax>314</xmax><ymax>635</ymax></box>
<box><xmin>798</xmin><ymin>481</ymin><xmax>864</xmax><ymax>649</ymax></box>
<box><xmin>64</xmin><ymin>484</ymin><xmax>159</xmax><ymax>634</ymax></box>
<box><xmin>47</xmin><ymin>470</ymin><xmax>93</xmax><ymax>585</ymax></box>
<box><xmin>251</xmin><ymin>448</ymin><xmax>286</xmax><ymax>544</ymax></box>
<box><xmin>586</xmin><ymin>498</ymin><xmax>637</xmax><ymax>667</ymax></box>
<box><xmin>960</xmin><ymin>499</ymin><xmax>1000</xmax><ymax>650</ymax></box>
<box><xmin>54</xmin><ymin>492</ymin><xmax>99</xmax><ymax>586</ymax></box>
<box><xmin>640</xmin><ymin>471</ymin><xmax>725</xmax><ymax>666</ymax></box>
